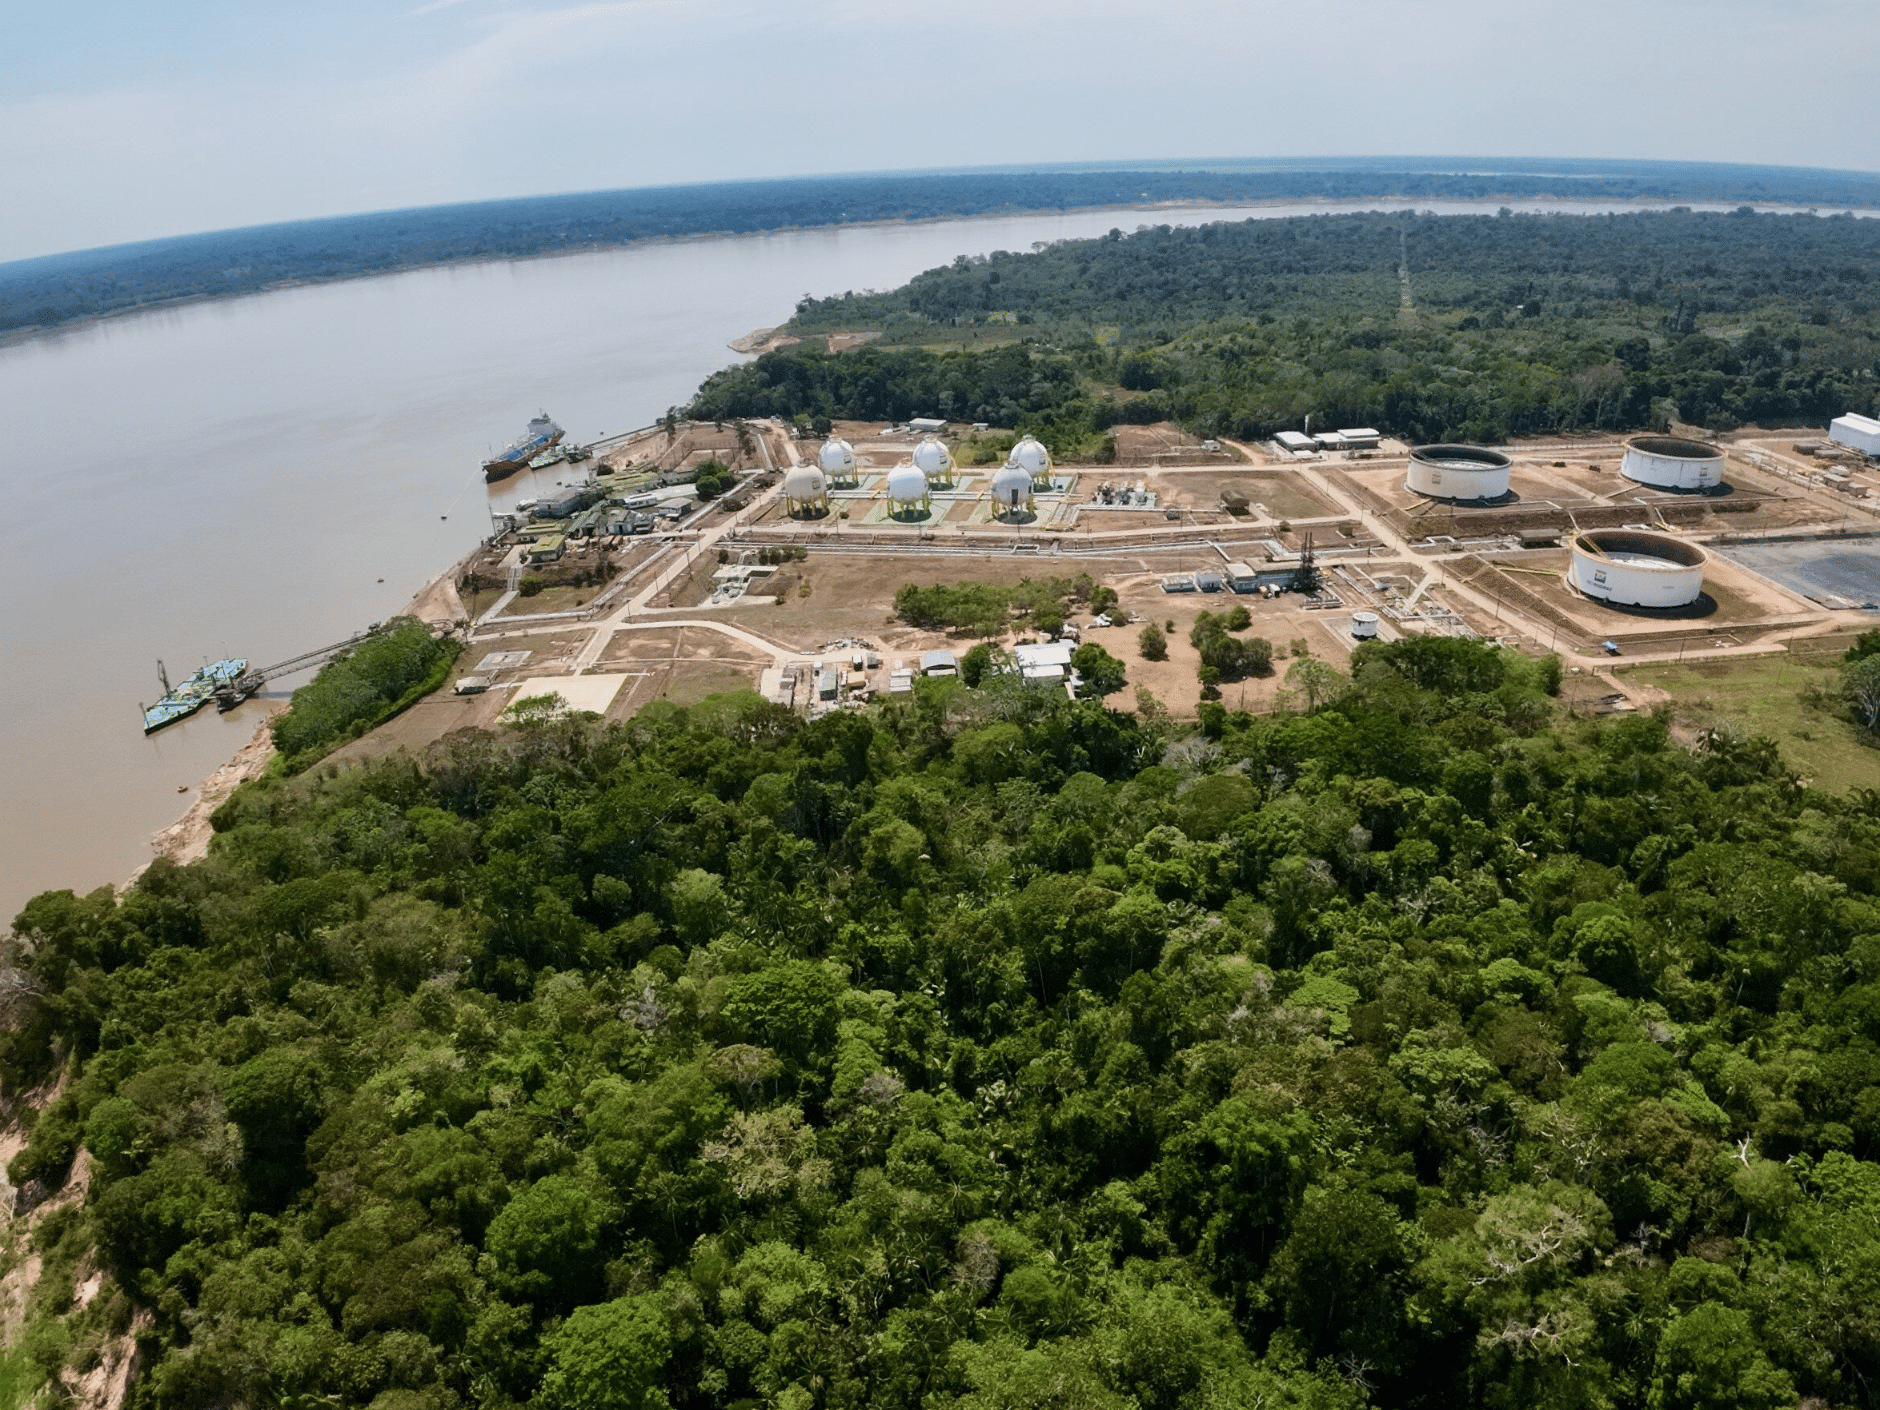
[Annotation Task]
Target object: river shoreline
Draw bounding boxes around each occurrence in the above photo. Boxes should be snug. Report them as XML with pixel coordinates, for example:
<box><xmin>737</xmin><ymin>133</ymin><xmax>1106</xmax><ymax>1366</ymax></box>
<box><xmin>10</xmin><ymin>194</ymin><xmax>1870</xmax><ymax>352</ymax></box>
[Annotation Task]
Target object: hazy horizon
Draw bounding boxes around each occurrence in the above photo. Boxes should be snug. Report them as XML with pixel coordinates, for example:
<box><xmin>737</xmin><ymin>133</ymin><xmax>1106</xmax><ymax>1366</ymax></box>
<box><xmin>7</xmin><ymin>0</ymin><xmax>1880</xmax><ymax>263</ymax></box>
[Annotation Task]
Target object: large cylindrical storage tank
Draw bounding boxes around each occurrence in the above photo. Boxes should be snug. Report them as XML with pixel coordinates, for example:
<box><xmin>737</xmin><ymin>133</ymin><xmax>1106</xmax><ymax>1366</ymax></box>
<box><xmin>1621</xmin><ymin>435</ymin><xmax>1724</xmax><ymax>490</ymax></box>
<box><xmin>1405</xmin><ymin>444</ymin><xmax>1512</xmax><ymax>502</ymax></box>
<box><xmin>1351</xmin><ymin>611</ymin><xmax>1379</xmax><ymax>639</ymax></box>
<box><xmin>1568</xmin><ymin>529</ymin><xmax>1707</xmax><ymax>608</ymax></box>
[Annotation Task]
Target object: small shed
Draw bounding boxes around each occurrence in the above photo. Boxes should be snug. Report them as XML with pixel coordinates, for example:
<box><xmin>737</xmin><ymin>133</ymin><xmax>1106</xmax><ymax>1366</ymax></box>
<box><xmin>908</xmin><ymin>417</ymin><xmax>948</xmax><ymax>434</ymax></box>
<box><xmin>1223</xmin><ymin>561</ymin><xmax>1259</xmax><ymax>593</ymax></box>
<box><xmin>919</xmin><ymin>649</ymin><xmax>959</xmax><ymax>677</ymax></box>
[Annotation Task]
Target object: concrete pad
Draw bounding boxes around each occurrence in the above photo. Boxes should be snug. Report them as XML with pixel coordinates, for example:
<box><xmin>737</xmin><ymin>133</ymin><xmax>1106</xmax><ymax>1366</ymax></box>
<box><xmin>505</xmin><ymin>673</ymin><xmax>628</xmax><ymax>717</ymax></box>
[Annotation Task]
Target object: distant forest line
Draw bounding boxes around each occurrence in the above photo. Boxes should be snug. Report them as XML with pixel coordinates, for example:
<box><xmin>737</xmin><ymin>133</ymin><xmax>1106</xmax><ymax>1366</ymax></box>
<box><xmin>688</xmin><ymin>208</ymin><xmax>1880</xmax><ymax>447</ymax></box>
<box><xmin>8</xmin><ymin>159</ymin><xmax>1880</xmax><ymax>338</ymax></box>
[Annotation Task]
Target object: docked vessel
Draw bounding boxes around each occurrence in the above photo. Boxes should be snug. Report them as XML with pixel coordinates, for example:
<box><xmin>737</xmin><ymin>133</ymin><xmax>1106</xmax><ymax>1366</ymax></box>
<box><xmin>143</xmin><ymin>658</ymin><xmax>247</xmax><ymax>734</ymax></box>
<box><xmin>483</xmin><ymin>413</ymin><xmax>565</xmax><ymax>482</ymax></box>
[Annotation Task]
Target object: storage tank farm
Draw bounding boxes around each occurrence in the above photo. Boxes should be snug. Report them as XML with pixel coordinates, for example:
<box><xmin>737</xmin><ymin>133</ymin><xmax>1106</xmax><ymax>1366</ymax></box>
<box><xmin>1404</xmin><ymin>444</ymin><xmax>1513</xmax><ymax>502</ymax></box>
<box><xmin>1621</xmin><ymin>435</ymin><xmax>1725</xmax><ymax>491</ymax></box>
<box><xmin>913</xmin><ymin>436</ymin><xmax>954</xmax><ymax>485</ymax></box>
<box><xmin>1568</xmin><ymin>529</ymin><xmax>1708</xmax><ymax>609</ymax></box>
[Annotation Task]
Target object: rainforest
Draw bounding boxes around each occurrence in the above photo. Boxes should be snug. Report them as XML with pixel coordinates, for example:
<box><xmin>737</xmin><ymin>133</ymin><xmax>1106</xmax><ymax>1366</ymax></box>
<box><xmin>7</xmin><ymin>637</ymin><xmax>1880</xmax><ymax>1410</ymax></box>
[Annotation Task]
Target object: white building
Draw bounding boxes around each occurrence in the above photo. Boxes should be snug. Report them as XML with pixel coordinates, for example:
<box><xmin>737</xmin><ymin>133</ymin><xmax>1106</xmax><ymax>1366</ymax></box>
<box><xmin>1338</xmin><ymin>428</ymin><xmax>1382</xmax><ymax>450</ymax></box>
<box><xmin>1830</xmin><ymin>413</ymin><xmax>1880</xmax><ymax>457</ymax></box>
<box><xmin>1274</xmin><ymin>431</ymin><xmax>1315</xmax><ymax>454</ymax></box>
<box><xmin>1013</xmin><ymin>639</ymin><xmax>1077</xmax><ymax>682</ymax></box>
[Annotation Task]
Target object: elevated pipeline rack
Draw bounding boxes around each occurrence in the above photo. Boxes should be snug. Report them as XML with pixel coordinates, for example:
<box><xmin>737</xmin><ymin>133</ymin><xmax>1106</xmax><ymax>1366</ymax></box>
<box><xmin>213</xmin><ymin>626</ymin><xmax>386</xmax><ymax>711</ymax></box>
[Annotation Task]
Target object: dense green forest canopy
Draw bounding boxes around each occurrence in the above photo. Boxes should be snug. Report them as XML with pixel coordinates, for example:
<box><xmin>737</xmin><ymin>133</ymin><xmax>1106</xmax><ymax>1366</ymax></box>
<box><xmin>11</xmin><ymin>159</ymin><xmax>1880</xmax><ymax>337</ymax></box>
<box><xmin>689</xmin><ymin>209</ymin><xmax>1880</xmax><ymax>446</ymax></box>
<box><xmin>12</xmin><ymin>639</ymin><xmax>1880</xmax><ymax>1409</ymax></box>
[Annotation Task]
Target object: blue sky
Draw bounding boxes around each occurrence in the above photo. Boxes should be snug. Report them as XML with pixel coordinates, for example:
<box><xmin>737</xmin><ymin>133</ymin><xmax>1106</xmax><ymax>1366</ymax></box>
<box><xmin>4</xmin><ymin>0</ymin><xmax>1879</xmax><ymax>262</ymax></box>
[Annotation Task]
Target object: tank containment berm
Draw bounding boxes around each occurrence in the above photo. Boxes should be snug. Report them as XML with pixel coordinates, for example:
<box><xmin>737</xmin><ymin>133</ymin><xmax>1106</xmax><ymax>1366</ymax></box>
<box><xmin>1404</xmin><ymin>444</ymin><xmax>1513</xmax><ymax>502</ymax></box>
<box><xmin>1567</xmin><ymin>528</ymin><xmax>1708</xmax><ymax>608</ymax></box>
<box><xmin>1621</xmin><ymin>435</ymin><xmax>1725</xmax><ymax>491</ymax></box>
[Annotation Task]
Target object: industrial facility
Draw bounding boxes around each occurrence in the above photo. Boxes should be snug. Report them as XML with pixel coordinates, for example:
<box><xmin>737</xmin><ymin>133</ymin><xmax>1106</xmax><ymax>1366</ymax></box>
<box><xmin>1404</xmin><ymin>444</ymin><xmax>1513</xmax><ymax>502</ymax></box>
<box><xmin>1567</xmin><ymin>528</ymin><xmax>1708</xmax><ymax>608</ymax></box>
<box><xmin>1621</xmin><ymin>435</ymin><xmax>1725</xmax><ymax>491</ymax></box>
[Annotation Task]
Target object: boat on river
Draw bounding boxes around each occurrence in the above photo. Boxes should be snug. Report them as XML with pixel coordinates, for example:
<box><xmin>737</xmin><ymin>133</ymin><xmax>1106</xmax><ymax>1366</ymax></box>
<box><xmin>143</xmin><ymin>658</ymin><xmax>247</xmax><ymax>734</ymax></box>
<box><xmin>483</xmin><ymin>413</ymin><xmax>564</xmax><ymax>482</ymax></box>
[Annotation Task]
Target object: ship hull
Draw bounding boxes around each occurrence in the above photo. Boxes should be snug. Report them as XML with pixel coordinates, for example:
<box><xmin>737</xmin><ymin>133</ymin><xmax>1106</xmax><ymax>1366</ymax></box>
<box><xmin>484</xmin><ymin>429</ymin><xmax>564</xmax><ymax>482</ymax></box>
<box><xmin>144</xmin><ymin>659</ymin><xmax>247</xmax><ymax>734</ymax></box>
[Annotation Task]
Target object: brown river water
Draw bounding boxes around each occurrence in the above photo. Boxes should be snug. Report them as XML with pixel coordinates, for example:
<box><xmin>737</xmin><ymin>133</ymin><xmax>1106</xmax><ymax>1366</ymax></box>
<box><xmin>0</xmin><ymin>197</ymin><xmax>1776</xmax><ymax>921</ymax></box>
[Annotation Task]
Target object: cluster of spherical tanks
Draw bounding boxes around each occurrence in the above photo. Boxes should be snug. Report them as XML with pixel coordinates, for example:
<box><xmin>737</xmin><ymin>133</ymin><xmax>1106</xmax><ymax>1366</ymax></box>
<box><xmin>782</xmin><ymin>433</ymin><xmax>1054</xmax><ymax>522</ymax></box>
<box><xmin>1400</xmin><ymin>435</ymin><xmax>1721</xmax><ymax>610</ymax></box>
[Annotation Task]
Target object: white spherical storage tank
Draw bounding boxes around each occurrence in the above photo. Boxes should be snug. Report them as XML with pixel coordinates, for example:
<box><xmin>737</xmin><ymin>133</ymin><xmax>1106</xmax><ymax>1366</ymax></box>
<box><xmin>1621</xmin><ymin>435</ymin><xmax>1724</xmax><ymax>491</ymax></box>
<box><xmin>1568</xmin><ymin>529</ymin><xmax>1708</xmax><ymax>609</ymax></box>
<box><xmin>781</xmin><ymin>466</ymin><xmax>828</xmax><ymax>514</ymax></box>
<box><xmin>913</xmin><ymin>436</ymin><xmax>954</xmax><ymax>482</ymax></box>
<box><xmin>989</xmin><ymin>464</ymin><xmax>1034</xmax><ymax>511</ymax></box>
<box><xmin>885</xmin><ymin>465</ymin><xmax>929</xmax><ymax>510</ymax></box>
<box><xmin>1006</xmin><ymin>436</ymin><xmax>1053</xmax><ymax>482</ymax></box>
<box><xmin>818</xmin><ymin>438</ymin><xmax>857</xmax><ymax>478</ymax></box>
<box><xmin>1404</xmin><ymin>444</ymin><xmax>1513</xmax><ymax>502</ymax></box>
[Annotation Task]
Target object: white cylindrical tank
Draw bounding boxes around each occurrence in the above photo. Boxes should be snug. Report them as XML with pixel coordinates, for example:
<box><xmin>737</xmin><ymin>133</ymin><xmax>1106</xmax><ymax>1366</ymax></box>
<box><xmin>1405</xmin><ymin>444</ymin><xmax>1513</xmax><ymax>502</ymax></box>
<box><xmin>990</xmin><ymin>464</ymin><xmax>1034</xmax><ymax>510</ymax></box>
<box><xmin>1568</xmin><ymin>529</ymin><xmax>1708</xmax><ymax>608</ymax></box>
<box><xmin>1007</xmin><ymin>435</ymin><xmax>1052</xmax><ymax>484</ymax></box>
<box><xmin>913</xmin><ymin>436</ymin><xmax>954</xmax><ymax>482</ymax></box>
<box><xmin>1621</xmin><ymin>435</ymin><xmax>1724</xmax><ymax>491</ymax></box>
<box><xmin>885</xmin><ymin>465</ymin><xmax>929</xmax><ymax>509</ymax></box>
<box><xmin>1351</xmin><ymin>611</ymin><xmax>1379</xmax><ymax>639</ymax></box>
<box><xmin>818</xmin><ymin>438</ymin><xmax>857</xmax><ymax>480</ymax></box>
